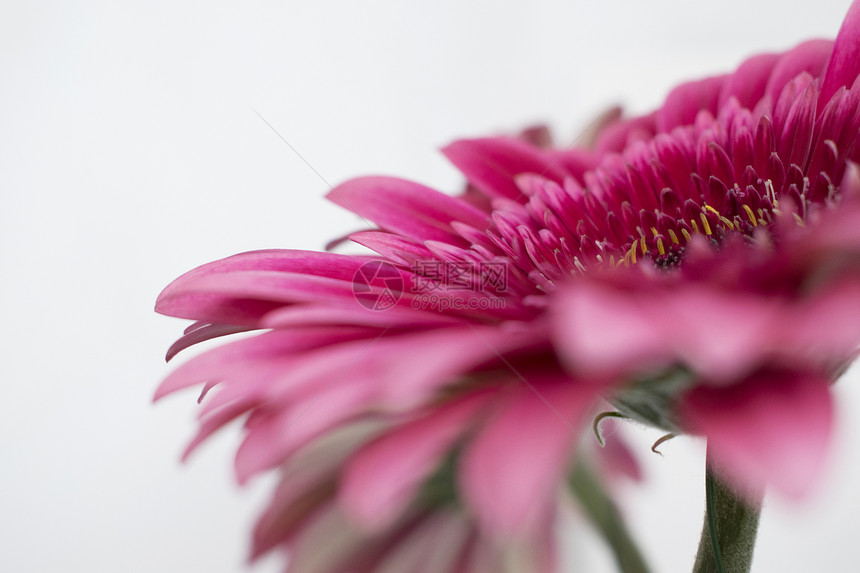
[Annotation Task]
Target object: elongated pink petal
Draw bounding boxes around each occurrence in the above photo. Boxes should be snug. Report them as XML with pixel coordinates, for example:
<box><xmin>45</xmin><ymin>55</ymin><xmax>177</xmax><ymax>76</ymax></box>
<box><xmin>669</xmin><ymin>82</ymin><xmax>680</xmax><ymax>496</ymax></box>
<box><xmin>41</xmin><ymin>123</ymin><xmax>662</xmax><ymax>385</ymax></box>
<box><xmin>594</xmin><ymin>113</ymin><xmax>657</xmax><ymax>154</ymax></box>
<box><xmin>165</xmin><ymin>323</ymin><xmax>253</xmax><ymax>362</ymax></box>
<box><xmin>235</xmin><ymin>377</ymin><xmax>379</xmax><ymax>483</ymax></box>
<box><xmin>657</xmin><ymin>75</ymin><xmax>727</xmax><ymax>132</ymax></box>
<box><xmin>664</xmin><ymin>288</ymin><xmax>780</xmax><ymax>382</ymax></box>
<box><xmin>327</xmin><ymin>176</ymin><xmax>489</xmax><ymax>245</ymax></box>
<box><xmin>552</xmin><ymin>281</ymin><xmax>671</xmax><ymax>377</ymax></box>
<box><xmin>460</xmin><ymin>377</ymin><xmax>598</xmax><ymax>537</ymax></box>
<box><xmin>261</xmin><ymin>303</ymin><xmax>463</xmax><ymax>329</ymax></box>
<box><xmin>347</xmin><ymin>230</ymin><xmax>434</xmax><ymax>266</ymax></box>
<box><xmin>719</xmin><ymin>53</ymin><xmax>781</xmax><ymax>109</ymax></box>
<box><xmin>154</xmin><ymin>327</ymin><xmax>374</xmax><ymax>400</ymax></box>
<box><xmin>764</xmin><ymin>39</ymin><xmax>832</xmax><ymax>104</ymax></box>
<box><xmin>680</xmin><ymin>370</ymin><xmax>834</xmax><ymax>498</ymax></box>
<box><xmin>157</xmin><ymin>270</ymin><xmax>412</xmax><ymax>324</ymax></box>
<box><xmin>339</xmin><ymin>393</ymin><xmax>491</xmax><ymax>531</ymax></box>
<box><xmin>156</xmin><ymin>250</ymin><xmax>390</xmax><ymax>323</ymax></box>
<box><xmin>442</xmin><ymin>137</ymin><xmax>570</xmax><ymax>201</ymax></box>
<box><xmin>821</xmin><ymin>0</ymin><xmax>860</xmax><ymax>105</ymax></box>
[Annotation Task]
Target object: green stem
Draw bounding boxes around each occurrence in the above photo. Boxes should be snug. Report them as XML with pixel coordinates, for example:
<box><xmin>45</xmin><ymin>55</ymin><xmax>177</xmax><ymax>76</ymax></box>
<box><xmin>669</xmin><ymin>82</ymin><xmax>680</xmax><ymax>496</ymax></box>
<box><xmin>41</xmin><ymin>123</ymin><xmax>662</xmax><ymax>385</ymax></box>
<box><xmin>692</xmin><ymin>447</ymin><xmax>763</xmax><ymax>573</ymax></box>
<box><xmin>569</xmin><ymin>461</ymin><xmax>652</xmax><ymax>573</ymax></box>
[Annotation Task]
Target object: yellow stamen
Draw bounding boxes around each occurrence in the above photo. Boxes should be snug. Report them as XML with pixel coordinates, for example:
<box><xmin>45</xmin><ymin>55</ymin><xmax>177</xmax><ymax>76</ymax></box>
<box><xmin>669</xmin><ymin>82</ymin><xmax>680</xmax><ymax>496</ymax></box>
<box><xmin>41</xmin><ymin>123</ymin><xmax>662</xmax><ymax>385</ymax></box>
<box><xmin>657</xmin><ymin>237</ymin><xmax>665</xmax><ymax>256</ymax></box>
<box><xmin>668</xmin><ymin>229</ymin><xmax>679</xmax><ymax>244</ymax></box>
<box><xmin>629</xmin><ymin>244</ymin><xmax>638</xmax><ymax>264</ymax></box>
<box><xmin>699</xmin><ymin>213</ymin><xmax>712</xmax><ymax>236</ymax></box>
<box><xmin>681</xmin><ymin>228</ymin><xmax>692</xmax><ymax>243</ymax></box>
<box><xmin>651</xmin><ymin>227</ymin><xmax>659</xmax><ymax>238</ymax></box>
<box><xmin>690</xmin><ymin>219</ymin><xmax>700</xmax><ymax>234</ymax></box>
<box><xmin>704</xmin><ymin>205</ymin><xmax>721</xmax><ymax>217</ymax></box>
<box><xmin>743</xmin><ymin>204</ymin><xmax>757</xmax><ymax>226</ymax></box>
<box><xmin>640</xmin><ymin>236</ymin><xmax>647</xmax><ymax>255</ymax></box>
<box><xmin>720</xmin><ymin>216</ymin><xmax>735</xmax><ymax>230</ymax></box>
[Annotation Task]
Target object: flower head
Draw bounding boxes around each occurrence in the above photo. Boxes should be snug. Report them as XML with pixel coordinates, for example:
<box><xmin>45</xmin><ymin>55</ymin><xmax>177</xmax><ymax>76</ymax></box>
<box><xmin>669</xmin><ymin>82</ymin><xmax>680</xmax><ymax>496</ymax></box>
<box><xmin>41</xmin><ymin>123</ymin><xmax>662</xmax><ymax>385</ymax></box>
<box><xmin>157</xmin><ymin>1</ymin><xmax>860</xmax><ymax>568</ymax></box>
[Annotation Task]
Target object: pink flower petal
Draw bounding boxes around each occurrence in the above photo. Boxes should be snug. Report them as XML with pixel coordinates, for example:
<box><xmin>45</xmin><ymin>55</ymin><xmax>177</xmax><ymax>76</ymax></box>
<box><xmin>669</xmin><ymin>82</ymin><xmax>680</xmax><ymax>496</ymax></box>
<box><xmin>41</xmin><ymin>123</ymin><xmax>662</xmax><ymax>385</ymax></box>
<box><xmin>551</xmin><ymin>280</ymin><xmax>671</xmax><ymax>377</ymax></box>
<box><xmin>460</xmin><ymin>377</ymin><xmax>598</xmax><ymax>537</ymax></box>
<box><xmin>339</xmin><ymin>393</ymin><xmax>490</xmax><ymax>531</ymax></box>
<box><xmin>657</xmin><ymin>75</ymin><xmax>727</xmax><ymax>132</ymax></box>
<box><xmin>442</xmin><ymin>137</ymin><xmax>570</xmax><ymax>201</ymax></box>
<box><xmin>719</xmin><ymin>53</ymin><xmax>781</xmax><ymax>109</ymax></box>
<box><xmin>680</xmin><ymin>370</ymin><xmax>834</xmax><ymax>499</ymax></box>
<box><xmin>663</xmin><ymin>288</ymin><xmax>780</xmax><ymax>382</ymax></box>
<box><xmin>764</xmin><ymin>39</ymin><xmax>832</xmax><ymax>104</ymax></box>
<box><xmin>165</xmin><ymin>323</ymin><xmax>253</xmax><ymax>362</ymax></box>
<box><xmin>155</xmin><ymin>250</ymin><xmax>389</xmax><ymax>324</ymax></box>
<box><xmin>326</xmin><ymin>176</ymin><xmax>489</xmax><ymax>245</ymax></box>
<box><xmin>594</xmin><ymin>113</ymin><xmax>657</xmax><ymax>155</ymax></box>
<box><xmin>261</xmin><ymin>303</ymin><xmax>463</xmax><ymax>329</ymax></box>
<box><xmin>347</xmin><ymin>230</ymin><xmax>434</xmax><ymax>266</ymax></box>
<box><xmin>821</xmin><ymin>0</ymin><xmax>860</xmax><ymax>105</ymax></box>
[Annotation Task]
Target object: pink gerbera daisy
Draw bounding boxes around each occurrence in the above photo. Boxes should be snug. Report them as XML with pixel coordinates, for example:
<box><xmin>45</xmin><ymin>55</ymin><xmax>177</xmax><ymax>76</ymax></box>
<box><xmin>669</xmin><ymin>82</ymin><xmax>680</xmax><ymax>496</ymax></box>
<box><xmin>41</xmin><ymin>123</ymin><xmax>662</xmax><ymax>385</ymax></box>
<box><xmin>157</xmin><ymin>2</ymin><xmax>860</xmax><ymax>571</ymax></box>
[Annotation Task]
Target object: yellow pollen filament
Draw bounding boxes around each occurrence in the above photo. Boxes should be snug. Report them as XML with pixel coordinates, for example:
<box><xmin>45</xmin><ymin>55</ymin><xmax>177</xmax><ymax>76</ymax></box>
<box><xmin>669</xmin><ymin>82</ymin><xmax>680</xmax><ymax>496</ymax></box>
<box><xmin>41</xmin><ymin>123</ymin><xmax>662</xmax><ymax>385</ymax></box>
<box><xmin>681</xmin><ymin>228</ymin><xmax>692</xmax><ymax>243</ymax></box>
<box><xmin>639</xmin><ymin>236</ymin><xmax>647</xmax><ymax>255</ymax></box>
<box><xmin>651</xmin><ymin>227</ymin><xmax>659</xmax><ymax>238</ymax></box>
<box><xmin>704</xmin><ymin>205</ymin><xmax>721</xmax><ymax>217</ymax></box>
<box><xmin>668</xmin><ymin>229</ymin><xmax>679</xmax><ymax>244</ymax></box>
<box><xmin>699</xmin><ymin>213</ymin><xmax>712</xmax><ymax>235</ymax></box>
<box><xmin>690</xmin><ymin>219</ymin><xmax>700</xmax><ymax>234</ymax></box>
<box><xmin>656</xmin><ymin>237</ymin><xmax>665</xmax><ymax>256</ymax></box>
<box><xmin>629</xmin><ymin>244</ymin><xmax>638</xmax><ymax>264</ymax></box>
<box><xmin>720</xmin><ymin>216</ymin><xmax>735</xmax><ymax>230</ymax></box>
<box><xmin>743</xmin><ymin>204</ymin><xmax>757</xmax><ymax>226</ymax></box>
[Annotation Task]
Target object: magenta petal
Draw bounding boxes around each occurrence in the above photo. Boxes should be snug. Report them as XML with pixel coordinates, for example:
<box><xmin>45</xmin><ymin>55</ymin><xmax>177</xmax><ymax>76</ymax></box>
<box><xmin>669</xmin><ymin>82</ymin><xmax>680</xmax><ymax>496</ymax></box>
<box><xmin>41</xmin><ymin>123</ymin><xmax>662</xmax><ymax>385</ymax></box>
<box><xmin>234</xmin><ymin>378</ymin><xmax>379</xmax><ymax>484</ymax></box>
<box><xmin>764</xmin><ymin>39</ymin><xmax>832</xmax><ymax>104</ymax></box>
<box><xmin>347</xmin><ymin>230</ymin><xmax>434</xmax><ymax>266</ymax></box>
<box><xmin>821</xmin><ymin>0</ymin><xmax>860</xmax><ymax>105</ymax></box>
<box><xmin>339</xmin><ymin>393</ymin><xmax>490</xmax><ymax>531</ymax></box>
<box><xmin>594</xmin><ymin>113</ymin><xmax>657</xmax><ymax>155</ymax></box>
<box><xmin>261</xmin><ymin>303</ymin><xmax>462</xmax><ymax>329</ymax></box>
<box><xmin>326</xmin><ymin>176</ymin><xmax>489</xmax><ymax>245</ymax></box>
<box><xmin>681</xmin><ymin>371</ymin><xmax>834</xmax><ymax>498</ymax></box>
<box><xmin>154</xmin><ymin>328</ymin><xmax>371</xmax><ymax>400</ymax></box>
<box><xmin>552</xmin><ymin>282</ymin><xmax>670</xmax><ymax>376</ymax></box>
<box><xmin>719</xmin><ymin>53</ymin><xmax>781</xmax><ymax>109</ymax></box>
<box><xmin>165</xmin><ymin>323</ymin><xmax>253</xmax><ymax>362</ymax></box>
<box><xmin>664</xmin><ymin>288</ymin><xmax>778</xmax><ymax>382</ymax></box>
<box><xmin>442</xmin><ymin>137</ymin><xmax>570</xmax><ymax>201</ymax></box>
<box><xmin>155</xmin><ymin>250</ymin><xmax>384</xmax><ymax>323</ymax></box>
<box><xmin>460</xmin><ymin>378</ymin><xmax>597</xmax><ymax>537</ymax></box>
<box><xmin>656</xmin><ymin>75</ymin><xmax>727</xmax><ymax>132</ymax></box>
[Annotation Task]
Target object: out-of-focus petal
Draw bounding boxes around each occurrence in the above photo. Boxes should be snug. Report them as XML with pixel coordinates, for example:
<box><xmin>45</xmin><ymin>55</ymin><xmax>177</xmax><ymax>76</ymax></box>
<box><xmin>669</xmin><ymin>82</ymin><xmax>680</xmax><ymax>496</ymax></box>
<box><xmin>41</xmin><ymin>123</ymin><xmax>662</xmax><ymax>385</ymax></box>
<box><xmin>339</xmin><ymin>392</ymin><xmax>491</xmax><ymax>531</ymax></box>
<box><xmin>680</xmin><ymin>370</ymin><xmax>834</xmax><ymax>498</ymax></box>
<box><xmin>460</xmin><ymin>377</ymin><xmax>598</xmax><ymax>537</ymax></box>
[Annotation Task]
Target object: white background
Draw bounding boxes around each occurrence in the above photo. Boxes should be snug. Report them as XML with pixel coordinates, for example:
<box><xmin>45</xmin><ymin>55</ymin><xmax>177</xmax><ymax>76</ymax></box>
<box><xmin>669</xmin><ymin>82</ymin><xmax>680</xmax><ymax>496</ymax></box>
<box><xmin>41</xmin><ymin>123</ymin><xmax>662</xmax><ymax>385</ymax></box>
<box><xmin>2</xmin><ymin>1</ymin><xmax>859</xmax><ymax>571</ymax></box>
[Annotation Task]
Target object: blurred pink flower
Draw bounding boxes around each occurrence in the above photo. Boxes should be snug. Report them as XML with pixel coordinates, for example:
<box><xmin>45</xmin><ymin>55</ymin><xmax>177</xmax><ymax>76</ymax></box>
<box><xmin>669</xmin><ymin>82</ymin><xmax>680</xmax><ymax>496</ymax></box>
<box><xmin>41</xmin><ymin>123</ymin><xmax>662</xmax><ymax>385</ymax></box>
<box><xmin>156</xmin><ymin>0</ymin><xmax>860</xmax><ymax>568</ymax></box>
